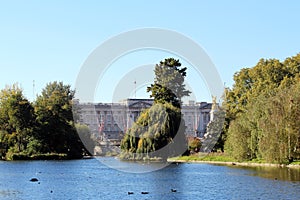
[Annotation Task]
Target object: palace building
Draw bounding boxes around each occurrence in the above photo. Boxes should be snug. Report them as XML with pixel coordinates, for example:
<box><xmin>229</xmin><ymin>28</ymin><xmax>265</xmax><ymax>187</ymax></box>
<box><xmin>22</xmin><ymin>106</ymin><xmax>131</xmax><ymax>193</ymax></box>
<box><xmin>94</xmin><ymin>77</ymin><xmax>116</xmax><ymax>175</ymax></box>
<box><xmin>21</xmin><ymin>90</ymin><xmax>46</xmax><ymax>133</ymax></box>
<box><xmin>73</xmin><ymin>98</ymin><xmax>217</xmax><ymax>141</ymax></box>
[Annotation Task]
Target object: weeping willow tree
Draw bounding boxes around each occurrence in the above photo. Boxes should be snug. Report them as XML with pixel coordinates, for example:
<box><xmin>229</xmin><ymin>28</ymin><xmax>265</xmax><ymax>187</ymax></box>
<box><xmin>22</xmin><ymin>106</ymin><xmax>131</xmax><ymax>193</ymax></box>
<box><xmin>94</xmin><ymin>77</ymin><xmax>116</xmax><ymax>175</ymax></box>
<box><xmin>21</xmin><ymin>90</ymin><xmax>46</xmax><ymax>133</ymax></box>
<box><xmin>224</xmin><ymin>54</ymin><xmax>300</xmax><ymax>163</ymax></box>
<box><xmin>120</xmin><ymin>103</ymin><xmax>187</xmax><ymax>160</ymax></box>
<box><xmin>120</xmin><ymin>58</ymin><xmax>190</xmax><ymax>160</ymax></box>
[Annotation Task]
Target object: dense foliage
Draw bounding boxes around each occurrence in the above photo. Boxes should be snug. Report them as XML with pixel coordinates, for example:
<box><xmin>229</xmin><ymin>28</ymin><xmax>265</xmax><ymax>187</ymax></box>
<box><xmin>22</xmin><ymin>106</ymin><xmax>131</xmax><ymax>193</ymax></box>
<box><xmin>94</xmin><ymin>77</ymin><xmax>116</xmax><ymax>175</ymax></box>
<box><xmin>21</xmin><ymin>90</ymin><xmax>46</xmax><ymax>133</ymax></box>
<box><xmin>188</xmin><ymin>137</ymin><xmax>201</xmax><ymax>153</ymax></box>
<box><xmin>0</xmin><ymin>85</ymin><xmax>36</xmax><ymax>160</ymax></box>
<box><xmin>0</xmin><ymin>82</ymin><xmax>85</xmax><ymax>160</ymax></box>
<box><xmin>147</xmin><ymin>58</ymin><xmax>191</xmax><ymax>108</ymax></box>
<box><xmin>121</xmin><ymin>58</ymin><xmax>190</xmax><ymax>160</ymax></box>
<box><xmin>120</xmin><ymin>103</ymin><xmax>187</xmax><ymax>160</ymax></box>
<box><xmin>224</xmin><ymin>54</ymin><xmax>300</xmax><ymax>163</ymax></box>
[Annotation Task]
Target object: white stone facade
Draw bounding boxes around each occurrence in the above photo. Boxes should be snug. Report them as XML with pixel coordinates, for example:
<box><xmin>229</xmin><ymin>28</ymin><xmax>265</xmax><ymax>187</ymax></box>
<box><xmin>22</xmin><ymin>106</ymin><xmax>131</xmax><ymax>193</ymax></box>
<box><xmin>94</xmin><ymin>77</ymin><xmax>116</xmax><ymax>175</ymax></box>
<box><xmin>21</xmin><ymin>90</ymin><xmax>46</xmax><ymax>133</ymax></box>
<box><xmin>74</xmin><ymin>99</ymin><xmax>215</xmax><ymax>141</ymax></box>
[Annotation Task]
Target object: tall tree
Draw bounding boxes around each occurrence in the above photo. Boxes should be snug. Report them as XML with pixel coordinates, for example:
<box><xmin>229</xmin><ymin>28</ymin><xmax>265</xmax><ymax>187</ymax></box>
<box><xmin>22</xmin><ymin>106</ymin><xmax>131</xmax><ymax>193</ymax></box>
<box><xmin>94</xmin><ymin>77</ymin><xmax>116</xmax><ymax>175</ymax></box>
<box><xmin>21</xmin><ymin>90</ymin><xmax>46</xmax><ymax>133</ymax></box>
<box><xmin>34</xmin><ymin>81</ymin><xmax>84</xmax><ymax>158</ymax></box>
<box><xmin>0</xmin><ymin>84</ymin><xmax>36</xmax><ymax>159</ymax></box>
<box><xmin>121</xmin><ymin>58</ymin><xmax>189</xmax><ymax>160</ymax></box>
<box><xmin>224</xmin><ymin>54</ymin><xmax>300</xmax><ymax>163</ymax></box>
<box><xmin>147</xmin><ymin>58</ymin><xmax>191</xmax><ymax>107</ymax></box>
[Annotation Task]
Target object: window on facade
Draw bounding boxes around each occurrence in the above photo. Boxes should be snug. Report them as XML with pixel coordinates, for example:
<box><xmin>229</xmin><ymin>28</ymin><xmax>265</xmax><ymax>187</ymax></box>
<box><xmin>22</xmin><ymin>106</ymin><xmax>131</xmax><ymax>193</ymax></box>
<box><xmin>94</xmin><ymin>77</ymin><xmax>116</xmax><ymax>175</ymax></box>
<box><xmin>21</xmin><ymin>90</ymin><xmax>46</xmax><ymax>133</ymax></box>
<box><xmin>107</xmin><ymin>114</ymin><xmax>111</xmax><ymax>123</ymax></box>
<box><xmin>106</xmin><ymin>124</ymin><xmax>111</xmax><ymax>131</ymax></box>
<box><xmin>114</xmin><ymin>124</ymin><xmax>119</xmax><ymax>131</ymax></box>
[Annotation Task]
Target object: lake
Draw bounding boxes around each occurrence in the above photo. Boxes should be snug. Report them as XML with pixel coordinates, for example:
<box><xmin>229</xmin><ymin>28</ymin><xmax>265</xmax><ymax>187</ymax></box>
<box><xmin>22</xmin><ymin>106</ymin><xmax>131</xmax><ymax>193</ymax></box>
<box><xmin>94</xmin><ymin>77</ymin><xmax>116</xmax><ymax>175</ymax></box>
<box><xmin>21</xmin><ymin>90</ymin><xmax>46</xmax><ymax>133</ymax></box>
<box><xmin>0</xmin><ymin>157</ymin><xmax>299</xmax><ymax>200</ymax></box>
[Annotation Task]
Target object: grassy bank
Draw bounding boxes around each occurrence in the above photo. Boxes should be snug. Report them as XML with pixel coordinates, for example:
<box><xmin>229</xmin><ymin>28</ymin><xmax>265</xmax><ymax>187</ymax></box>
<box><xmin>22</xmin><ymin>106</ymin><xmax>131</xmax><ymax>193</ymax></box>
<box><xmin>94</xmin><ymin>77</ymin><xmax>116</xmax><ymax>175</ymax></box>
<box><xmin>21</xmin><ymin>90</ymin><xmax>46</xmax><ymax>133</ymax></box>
<box><xmin>168</xmin><ymin>153</ymin><xmax>235</xmax><ymax>162</ymax></box>
<box><xmin>168</xmin><ymin>153</ymin><xmax>300</xmax><ymax>168</ymax></box>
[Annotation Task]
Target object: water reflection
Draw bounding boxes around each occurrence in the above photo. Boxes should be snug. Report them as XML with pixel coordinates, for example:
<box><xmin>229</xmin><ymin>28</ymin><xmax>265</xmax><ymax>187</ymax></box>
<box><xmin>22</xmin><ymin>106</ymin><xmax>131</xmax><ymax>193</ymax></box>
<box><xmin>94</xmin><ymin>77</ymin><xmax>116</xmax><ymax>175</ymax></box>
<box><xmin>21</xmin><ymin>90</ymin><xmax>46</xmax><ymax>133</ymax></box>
<box><xmin>229</xmin><ymin>165</ymin><xmax>300</xmax><ymax>182</ymax></box>
<box><xmin>96</xmin><ymin>156</ymin><xmax>170</xmax><ymax>173</ymax></box>
<box><xmin>152</xmin><ymin>163</ymin><xmax>184</xmax><ymax>196</ymax></box>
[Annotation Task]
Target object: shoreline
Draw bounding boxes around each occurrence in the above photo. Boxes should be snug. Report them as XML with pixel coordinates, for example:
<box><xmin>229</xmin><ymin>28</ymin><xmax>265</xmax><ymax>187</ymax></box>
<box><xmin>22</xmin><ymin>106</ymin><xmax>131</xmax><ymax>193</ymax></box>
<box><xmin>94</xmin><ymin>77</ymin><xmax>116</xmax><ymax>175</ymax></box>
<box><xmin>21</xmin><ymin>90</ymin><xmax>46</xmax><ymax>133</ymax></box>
<box><xmin>1</xmin><ymin>153</ymin><xmax>84</xmax><ymax>161</ymax></box>
<box><xmin>167</xmin><ymin>159</ymin><xmax>300</xmax><ymax>169</ymax></box>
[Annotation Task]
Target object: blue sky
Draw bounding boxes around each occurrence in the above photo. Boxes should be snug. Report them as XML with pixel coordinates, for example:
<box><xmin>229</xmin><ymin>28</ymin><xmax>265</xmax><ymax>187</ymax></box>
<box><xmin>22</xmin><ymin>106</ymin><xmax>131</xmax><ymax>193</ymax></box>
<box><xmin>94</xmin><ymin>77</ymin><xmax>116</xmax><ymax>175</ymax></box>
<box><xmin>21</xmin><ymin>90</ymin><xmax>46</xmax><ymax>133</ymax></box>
<box><xmin>1</xmin><ymin>1</ymin><xmax>300</xmax><ymax>103</ymax></box>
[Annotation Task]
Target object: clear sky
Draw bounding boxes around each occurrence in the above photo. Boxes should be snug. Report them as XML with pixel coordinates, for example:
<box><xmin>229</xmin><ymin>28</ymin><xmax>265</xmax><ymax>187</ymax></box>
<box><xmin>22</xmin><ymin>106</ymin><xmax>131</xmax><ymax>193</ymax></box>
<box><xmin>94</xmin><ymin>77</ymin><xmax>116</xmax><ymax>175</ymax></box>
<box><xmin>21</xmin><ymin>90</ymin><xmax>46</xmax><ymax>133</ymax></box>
<box><xmin>1</xmin><ymin>1</ymin><xmax>300</xmax><ymax>103</ymax></box>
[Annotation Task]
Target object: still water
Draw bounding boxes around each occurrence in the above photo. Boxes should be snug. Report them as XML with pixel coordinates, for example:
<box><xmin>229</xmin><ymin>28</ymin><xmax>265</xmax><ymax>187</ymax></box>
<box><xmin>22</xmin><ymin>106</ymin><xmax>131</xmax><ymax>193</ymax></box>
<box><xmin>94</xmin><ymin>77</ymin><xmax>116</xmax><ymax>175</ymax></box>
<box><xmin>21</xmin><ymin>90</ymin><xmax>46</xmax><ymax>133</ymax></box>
<box><xmin>0</xmin><ymin>157</ymin><xmax>299</xmax><ymax>200</ymax></box>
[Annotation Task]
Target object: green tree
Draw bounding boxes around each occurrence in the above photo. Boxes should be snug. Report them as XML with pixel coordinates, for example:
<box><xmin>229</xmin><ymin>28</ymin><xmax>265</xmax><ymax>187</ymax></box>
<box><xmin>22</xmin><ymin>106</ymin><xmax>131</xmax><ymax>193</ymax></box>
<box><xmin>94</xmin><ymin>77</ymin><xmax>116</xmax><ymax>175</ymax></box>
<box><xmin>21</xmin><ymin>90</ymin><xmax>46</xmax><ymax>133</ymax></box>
<box><xmin>188</xmin><ymin>137</ymin><xmax>202</xmax><ymax>153</ymax></box>
<box><xmin>224</xmin><ymin>114</ymin><xmax>252</xmax><ymax>161</ymax></box>
<box><xmin>224</xmin><ymin>54</ymin><xmax>300</xmax><ymax>163</ymax></box>
<box><xmin>121</xmin><ymin>102</ymin><xmax>187</xmax><ymax>160</ymax></box>
<box><xmin>0</xmin><ymin>84</ymin><xmax>36</xmax><ymax>159</ymax></box>
<box><xmin>147</xmin><ymin>58</ymin><xmax>191</xmax><ymax>108</ymax></box>
<box><xmin>121</xmin><ymin>58</ymin><xmax>189</xmax><ymax>160</ymax></box>
<box><xmin>75</xmin><ymin>123</ymin><xmax>96</xmax><ymax>155</ymax></box>
<box><xmin>258</xmin><ymin>81</ymin><xmax>300</xmax><ymax>163</ymax></box>
<box><xmin>34</xmin><ymin>81</ymin><xmax>84</xmax><ymax>158</ymax></box>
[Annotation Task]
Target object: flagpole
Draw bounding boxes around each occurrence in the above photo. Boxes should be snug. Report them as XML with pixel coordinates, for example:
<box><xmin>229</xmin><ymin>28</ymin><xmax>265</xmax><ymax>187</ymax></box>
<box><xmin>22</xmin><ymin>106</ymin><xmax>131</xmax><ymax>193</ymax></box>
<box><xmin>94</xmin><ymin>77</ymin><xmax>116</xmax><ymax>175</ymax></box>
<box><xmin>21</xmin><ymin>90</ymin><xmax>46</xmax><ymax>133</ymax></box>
<box><xmin>134</xmin><ymin>80</ymin><xmax>136</xmax><ymax>98</ymax></box>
